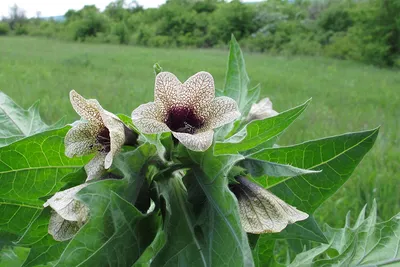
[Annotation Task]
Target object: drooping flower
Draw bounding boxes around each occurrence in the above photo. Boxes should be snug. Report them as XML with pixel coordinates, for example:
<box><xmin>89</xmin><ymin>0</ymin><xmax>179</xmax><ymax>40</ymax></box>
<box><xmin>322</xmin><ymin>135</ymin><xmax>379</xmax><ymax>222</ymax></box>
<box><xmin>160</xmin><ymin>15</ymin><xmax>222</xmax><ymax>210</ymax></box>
<box><xmin>230</xmin><ymin>176</ymin><xmax>308</xmax><ymax>233</ymax></box>
<box><xmin>131</xmin><ymin>71</ymin><xmax>240</xmax><ymax>151</ymax></box>
<box><xmin>43</xmin><ymin>184</ymin><xmax>89</xmax><ymax>241</ymax></box>
<box><xmin>247</xmin><ymin>97</ymin><xmax>278</xmax><ymax>122</ymax></box>
<box><xmin>65</xmin><ymin>90</ymin><xmax>137</xmax><ymax>180</ymax></box>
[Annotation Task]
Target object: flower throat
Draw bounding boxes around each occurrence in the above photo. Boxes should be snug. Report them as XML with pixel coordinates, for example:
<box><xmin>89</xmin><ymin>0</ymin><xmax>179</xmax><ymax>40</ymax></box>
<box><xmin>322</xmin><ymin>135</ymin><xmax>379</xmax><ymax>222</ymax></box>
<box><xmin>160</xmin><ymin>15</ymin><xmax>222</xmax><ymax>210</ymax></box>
<box><xmin>165</xmin><ymin>106</ymin><xmax>204</xmax><ymax>134</ymax></box>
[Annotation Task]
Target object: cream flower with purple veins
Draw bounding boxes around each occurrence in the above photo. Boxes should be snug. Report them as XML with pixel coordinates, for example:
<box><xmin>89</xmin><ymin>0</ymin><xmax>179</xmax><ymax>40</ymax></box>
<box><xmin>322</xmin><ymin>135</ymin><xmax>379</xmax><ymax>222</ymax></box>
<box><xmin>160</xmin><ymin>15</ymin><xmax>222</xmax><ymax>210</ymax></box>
<box><xmin>247</xmin><ymin>97</ymin><xmax>278</xmax><ymax>121</ymax></box>
<box><xmin>65</xmin><ymin>90</ymin><xmax>135</xmax><ymax>181</ymax></box>
<box><xmin>43</xmin><ymin>184</ymin><xmax>89</xmax><ymax>241</ymax></box>
<box><xmin>230</xmin><ymin>176</ymin><xmax>308</xmax><ymax>234</ymax></box>
<box><xmin>132</xmin><ymin>71</ymin><xmax>241</xmax><ymax>151</ymax></box>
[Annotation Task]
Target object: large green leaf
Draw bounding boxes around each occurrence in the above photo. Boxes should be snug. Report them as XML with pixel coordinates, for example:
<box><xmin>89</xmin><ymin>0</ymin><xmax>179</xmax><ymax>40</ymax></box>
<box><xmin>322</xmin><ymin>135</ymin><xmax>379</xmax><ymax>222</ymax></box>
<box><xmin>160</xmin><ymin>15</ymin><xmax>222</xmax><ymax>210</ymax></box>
<box><xmin>250</xmin><ymin>128</ymin><xmax>379</xmax><ymax>265</ymax></box>
<box><xmin>187</xmin><ymin>151</ymin><xmax>253</xmax><ymax>266</ymax></box>
<box><xmin>249</xmin><ymin>128</ymin><xmax>379</xmax><ymax>213</ymax></box>
<box><xmin>221</xmin><ymin>35</ymin><xmax>260</xmax><ymax>117</ymax></box>
<box><xmin>51</xmin><ymin>180</ymin><xmax>157</xmax><ymax>267</ymax></box>
<box><xmin>152</xmin><ymin>175</ymin><xmax>207</xmax><ymax>266</ymax></box>
<box><xmin>0</xmin><ymin>127</ymin><xmax>88</xmax><ymax>243</ymax></box>
<box><xmin>0</xmin><ymin>246</ymin><xmax>29</xmax><ymax>267</ymax></box>
<box><xmin>289</xmin><ymin>201</ymin><xmax>400</xmax><ymax>266</ymax></box>
<box><xmin>214</xmin><ymin>100</ymin><xmax>310</xmax><ymax>155</ymax></box>
<box><xmin>154</xmin><ymin>149</ymin><xmax>253</xmax><ymax>266</ymax></box>
<box><xmin>0</xmin><ymin>92</ymin><xmax>63</xmax><ymax>147</ymax></box>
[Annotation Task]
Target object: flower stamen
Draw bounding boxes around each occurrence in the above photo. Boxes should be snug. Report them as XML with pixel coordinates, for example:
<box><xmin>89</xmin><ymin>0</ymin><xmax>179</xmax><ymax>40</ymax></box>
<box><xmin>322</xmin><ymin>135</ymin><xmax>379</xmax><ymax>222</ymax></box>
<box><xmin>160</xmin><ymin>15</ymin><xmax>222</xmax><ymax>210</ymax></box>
<box><xmin>165</xmin><ymin>106</ymin><xmax>204</xmax><ymax>134</ymax></box>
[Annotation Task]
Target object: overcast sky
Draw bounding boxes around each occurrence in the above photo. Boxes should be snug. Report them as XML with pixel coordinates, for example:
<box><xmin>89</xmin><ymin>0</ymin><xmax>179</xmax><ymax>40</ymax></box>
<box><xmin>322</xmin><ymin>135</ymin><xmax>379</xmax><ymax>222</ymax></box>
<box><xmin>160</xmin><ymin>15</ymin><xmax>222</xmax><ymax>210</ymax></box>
<box><xmin>0</xmin><ymin>0</ymin><xmax>263</xmax><ymax>18</ymax></box>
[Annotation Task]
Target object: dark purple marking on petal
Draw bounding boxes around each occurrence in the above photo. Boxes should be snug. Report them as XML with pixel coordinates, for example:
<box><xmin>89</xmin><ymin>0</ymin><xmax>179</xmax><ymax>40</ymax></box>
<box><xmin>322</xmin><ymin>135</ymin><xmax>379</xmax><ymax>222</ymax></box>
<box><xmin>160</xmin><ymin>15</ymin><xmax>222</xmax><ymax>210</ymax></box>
<box><xmin>165</xmin><ymin>106</ymin><xmax>204</xmax><ymax>134</ymax></box>
<box><xmin>97</xmin><ymin>127</ymin><xmax>111</xmax><ymax>153</ymax></box>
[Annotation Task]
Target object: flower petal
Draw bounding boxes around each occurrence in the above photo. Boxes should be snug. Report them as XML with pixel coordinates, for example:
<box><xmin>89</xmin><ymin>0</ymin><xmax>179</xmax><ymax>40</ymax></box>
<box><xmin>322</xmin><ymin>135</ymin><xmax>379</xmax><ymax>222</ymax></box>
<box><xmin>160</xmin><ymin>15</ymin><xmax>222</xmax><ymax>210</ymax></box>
<box><xmin>48</xmin><ymin>212</ymin><xmax>82</xmax><ymax>241</ymax></box>
<box><xmin>154</xmin><ymin>72</ymin><xmax>182</xmax><ymax>114</ymax></box>
<box><xmin>85</xmin><ymin>153</ymin><xmax>106</xmax><ymax>181</ymax></box>
<box><xmin>172</xmin><ymin>130</ymin><xmax>214</xmax><ymax>151</ymax></box>
<box><xmin>69</xmin><ymin>90</ymin><xmax>103</xmax><ymax>124</ymax></box>
<box><xmin>182</xmin><ymin>71</ymin><xmax>215</xmax><ymax>113</ymax></box>
<box><xmin>204</xmin><ymin>96</ymin><xmax>241</xmax><ymax>130</ymax></box>
<box><xmin>232</xmin><ymin>177</ymin><xmax>308</xmax><ymax>234</ymax></box>
<box><xmin>132</xmin><ymin>102</ymin><xmax>170</xmax><ymax>134</ymax></box>
<box><xmin>64</xmin><ymin>122</ymin><xmax>102</xmax><ymax>158</ymax></box>
<box><xmin>43</xmin><ymin>184</ymin><xmax>89</xmax><ymax>222</ymax></box>
<box><xmin>99</xmin><ymin>110</ymin><xmax>126</xmax><ymax>169</ymax></box>
<box><xmin>247</xmin><ymin>97</ymin><xmax>278</xmax><ymax>121</ymax></box>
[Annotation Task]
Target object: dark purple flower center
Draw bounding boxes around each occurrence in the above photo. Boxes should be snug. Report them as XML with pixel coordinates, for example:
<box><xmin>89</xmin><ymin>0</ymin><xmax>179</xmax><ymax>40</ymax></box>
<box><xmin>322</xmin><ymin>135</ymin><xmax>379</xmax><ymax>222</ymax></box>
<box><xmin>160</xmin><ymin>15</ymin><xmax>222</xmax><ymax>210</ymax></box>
<box><xmin>165</xmin><ymin>106</ymin><xmax>204</xmax><ymax>134</ymax></box>
<box><xmin>97</xmin><ymin>127</ymin><xmax>111</xmax><ymax>153</ymax></box>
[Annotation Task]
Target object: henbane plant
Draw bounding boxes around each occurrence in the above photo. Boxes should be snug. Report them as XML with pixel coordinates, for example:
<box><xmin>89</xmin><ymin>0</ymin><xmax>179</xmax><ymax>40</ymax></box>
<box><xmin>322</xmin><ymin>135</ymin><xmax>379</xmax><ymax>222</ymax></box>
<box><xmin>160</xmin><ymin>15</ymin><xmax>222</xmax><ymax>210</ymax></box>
<box><xmin>0</xmin><ymin>36</ymin><xmax>397</xmax><ymax>267</ymax></box>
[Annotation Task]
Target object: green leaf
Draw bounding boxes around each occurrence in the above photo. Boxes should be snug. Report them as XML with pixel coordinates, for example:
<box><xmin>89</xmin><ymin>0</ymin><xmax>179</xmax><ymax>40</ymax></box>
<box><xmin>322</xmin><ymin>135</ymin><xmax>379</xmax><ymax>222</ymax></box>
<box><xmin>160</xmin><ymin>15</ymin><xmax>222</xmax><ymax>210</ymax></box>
<box><xmin>252</xmin><ymin>235</ymin><xmax>286</xmax><ymax>267</ymax></box>
<box><xmin>243</xmin><ymin>158</ymin><xmax>319</xmax><ymax>178</ymax></box>
<box><xmin>0</xmin><ymin>246</ymin><xmax>30</xmax><ymax>267</ymax></box>
<box><xmin>222</xmin><ymin>35</ymin><xmax>260</xmax><ymax>117</ymax></box>
<box><xmin>289</xmin><ymin>201</ymin><xmax>400</xmax><ymax>266</ymax></box>
<box><xmin>154</xmin><ymin>150</ymin><xmax>253</xmax><ymax>266</ymax></box>
<box><xmin>0</xmin><ymin>127</ymin><xmax>88</xmax><ymax>243</ymax></box>
<box><xmin>152</xmin><ymin>176</ymin><xmax>207</xmax><ymax>266</ymax></box>
<box><xmin>249</xmin><ymin>128</ymin><xmax>379</xmax><ymax>262</ymax></box>
<box><xmin>53</xmin><ymin>180</ymin><xmax>158</xmax><ymax>266</ymax></box>
<box><xmin>187</xmin><ymin>151</ymin><xmax>254</xmax><ymax>266</ymax></box>
<box><xmin>214</xmin><ymin>99</ymin><xmax>310</xmax><ymax>155</ymax></box>
<box><xmin>0</xmin><ymin>91</ymin><xmax>64</xmax><ymax>147</ymax></box>
<box><xmin>250</xmin><ymin>128</ymin><xmax>379</xmax><ymax>213</ymax></box>
<box><xmin>132</xmin><ymin>229</ymin><xmax>165</xmax><ymax>267</ymax></box>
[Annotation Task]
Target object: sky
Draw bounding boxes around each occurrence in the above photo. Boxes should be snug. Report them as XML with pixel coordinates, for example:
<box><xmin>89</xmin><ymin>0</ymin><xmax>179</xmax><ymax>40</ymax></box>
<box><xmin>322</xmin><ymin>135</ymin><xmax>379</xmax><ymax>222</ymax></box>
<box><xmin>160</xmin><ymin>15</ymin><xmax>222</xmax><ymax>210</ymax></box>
<box><xmin>0</xmin><ymin>0</ymin><xmax>263</xmax><ymax>18</ymax></box>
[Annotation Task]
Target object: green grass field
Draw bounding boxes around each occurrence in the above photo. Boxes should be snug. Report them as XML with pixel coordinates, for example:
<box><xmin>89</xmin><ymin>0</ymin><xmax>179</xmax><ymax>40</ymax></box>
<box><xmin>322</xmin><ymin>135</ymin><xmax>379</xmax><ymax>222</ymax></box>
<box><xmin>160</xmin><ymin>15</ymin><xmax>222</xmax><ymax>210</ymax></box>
<box><xmin>1</xmin><ymin>37</ymin><xmax>399</xmax><ymax>227</ymax></box>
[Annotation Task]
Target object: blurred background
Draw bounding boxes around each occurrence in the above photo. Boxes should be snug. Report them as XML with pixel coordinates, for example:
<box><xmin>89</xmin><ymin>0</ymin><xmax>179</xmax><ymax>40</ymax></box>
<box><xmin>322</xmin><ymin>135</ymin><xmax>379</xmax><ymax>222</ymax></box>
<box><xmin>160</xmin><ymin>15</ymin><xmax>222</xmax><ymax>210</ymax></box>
<box><xmin>0</xmin><ymin>0</ymin><xmax>399</xmax><ymax>227</ymax></box>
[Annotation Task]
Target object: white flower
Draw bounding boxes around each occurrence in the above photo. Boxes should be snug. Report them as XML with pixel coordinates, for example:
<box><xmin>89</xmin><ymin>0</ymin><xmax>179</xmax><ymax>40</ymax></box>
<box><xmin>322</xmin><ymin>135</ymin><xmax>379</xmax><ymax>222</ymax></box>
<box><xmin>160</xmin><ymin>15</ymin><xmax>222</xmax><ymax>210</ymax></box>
<box><xmin>43</xmin><ymin>184</ymin><xmax>89</xmax><ymax>241</ymax></box>
<box><xmin>231</xmin><ymin>176</ymin><xmax>308</xmax><ymax>233</ymax></box>
<box><xmin>131</xmin><ymin>71</ymin><xmax>241</xmax><ymax>151</ymax></box>
<box><xmin>65</xmin><ymin>90</ymin><xmax>129</xmax><ymax>181</ymax></box>
<box><xmin>247</xmin><ymin>97</ymin><xmax>278</xmax><ymax>121</ymax></box>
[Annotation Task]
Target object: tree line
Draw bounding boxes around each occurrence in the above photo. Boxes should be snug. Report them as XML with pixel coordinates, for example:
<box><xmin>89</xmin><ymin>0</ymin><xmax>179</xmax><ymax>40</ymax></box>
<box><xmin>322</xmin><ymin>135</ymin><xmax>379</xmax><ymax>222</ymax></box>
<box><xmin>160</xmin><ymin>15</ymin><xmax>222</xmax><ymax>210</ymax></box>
<box><xmin>1</xmin><ymin>0</ymin><xmax>399</xmax><ymax>67</ymax></box>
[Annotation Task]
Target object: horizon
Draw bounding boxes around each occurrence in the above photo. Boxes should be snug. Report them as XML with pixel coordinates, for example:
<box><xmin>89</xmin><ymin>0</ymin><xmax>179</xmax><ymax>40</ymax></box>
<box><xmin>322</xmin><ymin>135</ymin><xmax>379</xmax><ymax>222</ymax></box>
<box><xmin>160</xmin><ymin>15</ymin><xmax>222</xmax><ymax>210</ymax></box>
<box><xmin>0</xmin><ymin>0</ymin><xmax>264</xmax><ymax>18</ymax></box>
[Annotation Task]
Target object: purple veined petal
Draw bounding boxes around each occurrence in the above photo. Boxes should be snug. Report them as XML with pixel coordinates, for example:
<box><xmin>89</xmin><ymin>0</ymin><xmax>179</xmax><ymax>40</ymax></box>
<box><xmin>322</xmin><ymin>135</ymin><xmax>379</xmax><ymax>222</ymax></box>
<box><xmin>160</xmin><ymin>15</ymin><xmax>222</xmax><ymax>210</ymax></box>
<box><xmin>85</xmin><ymin>153</ymin><xmax>106</xmax><ymax>181</ymax></box>
<box><xmin>182</xmin><ymin>71</ymin><xmax>215</xmax><ymax>114</ymax></box>
<box><xmin>69</xmin><ymin>90</ymin><xmax>104</xmax><ymax>124</ymax></box>
<box><xmin>172</xmin><ymin>130</ymin><xmax>214</xmax><ymax>152</ymax></box>
<box><xmin>204</xmin><ymin>96</ymin><xmax>241</xmax><ymax>130</ymax></box>
<box><xmin>132</xmin><ymin>102</ymin><xmax>170</xmax><ymax>134</ymax></box>
<box><xmin>64</xmin><ymin>122</ymin><xmax>102</xmax><ymax>158</ymax></box>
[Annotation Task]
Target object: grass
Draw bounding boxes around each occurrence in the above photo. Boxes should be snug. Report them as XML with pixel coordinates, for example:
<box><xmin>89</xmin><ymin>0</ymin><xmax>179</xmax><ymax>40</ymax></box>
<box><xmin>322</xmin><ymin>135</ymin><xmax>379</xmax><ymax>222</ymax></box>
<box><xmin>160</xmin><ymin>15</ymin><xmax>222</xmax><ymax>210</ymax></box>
<box><xmin>1</xmin><ymin>36</ymin><xmax>399</xmax><ymax>227</ymax></box>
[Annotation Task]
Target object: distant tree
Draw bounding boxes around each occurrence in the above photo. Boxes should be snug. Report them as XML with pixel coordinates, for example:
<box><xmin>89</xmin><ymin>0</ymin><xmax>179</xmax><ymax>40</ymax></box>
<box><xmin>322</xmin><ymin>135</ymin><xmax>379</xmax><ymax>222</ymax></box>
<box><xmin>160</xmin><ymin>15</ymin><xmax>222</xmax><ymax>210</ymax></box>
<box><xmin>7</xmin><ymin>4</ymin><xmax>26</xmax><ymax>30</ymax></box>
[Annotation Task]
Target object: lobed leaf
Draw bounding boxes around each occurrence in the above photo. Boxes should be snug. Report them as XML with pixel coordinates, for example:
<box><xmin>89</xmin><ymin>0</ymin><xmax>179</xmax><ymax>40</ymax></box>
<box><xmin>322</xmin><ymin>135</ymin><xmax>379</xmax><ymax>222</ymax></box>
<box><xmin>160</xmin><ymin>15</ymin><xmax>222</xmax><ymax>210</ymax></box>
<box><xmin>0</xmin><ymin>92</ymin><xmax>64</xmax><ymax>147</ymax></box>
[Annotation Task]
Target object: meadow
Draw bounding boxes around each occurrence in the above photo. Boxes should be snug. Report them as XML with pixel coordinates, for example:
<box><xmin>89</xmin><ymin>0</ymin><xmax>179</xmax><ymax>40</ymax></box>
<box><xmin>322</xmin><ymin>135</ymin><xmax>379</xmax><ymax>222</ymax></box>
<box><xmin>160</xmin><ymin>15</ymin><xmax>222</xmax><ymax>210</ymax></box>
<box><xmin>0</xmin><ymin>36</ymin><xmax>399</xmax><ymax>227</ymax></box>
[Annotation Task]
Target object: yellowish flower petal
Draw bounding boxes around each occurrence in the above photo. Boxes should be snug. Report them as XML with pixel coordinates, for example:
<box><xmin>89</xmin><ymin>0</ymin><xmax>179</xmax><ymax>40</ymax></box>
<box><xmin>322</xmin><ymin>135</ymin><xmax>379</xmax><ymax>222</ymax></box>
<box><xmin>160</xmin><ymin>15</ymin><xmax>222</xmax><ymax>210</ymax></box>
<box><xmin>233</xmin><ymin>177</ymin><xmax>308</xmax><ymax>234</ymax></box>
<box><xmin>64</xmin><ymin>122</ymin><xmax>102</xmax><ymax>158</ymax></box>
<box><xmin>172</xmin><ymin>130</ymin><xmax>214</xmax><ymax>151</ymax></box>
<box><xmin>69</xmin><ymin>90</ymin><xmax>103</xmax><ymax>124</ymax></box>
<box><xmin>205</xmin><ymin>96</ymin><xmax>241</xmax><ymax>129</ymax></box>
<box><xmin>43</xmin><ymin>184</ymin><xmax>89</xmax><ymax>222</ymax></box>
<box><xmin>48</xmin><ymin>212</ymin><xmax>82</xmax><ymax>241</ymax></box>
<box><xmin>85</xmin><ymin>153</ymin><xmax>106</xmax><ymax>181</ymax></box>
<box><xmin>132</xmin><ymin>102</ymin><xmax>170</xmax><ymax>134</ymax></box>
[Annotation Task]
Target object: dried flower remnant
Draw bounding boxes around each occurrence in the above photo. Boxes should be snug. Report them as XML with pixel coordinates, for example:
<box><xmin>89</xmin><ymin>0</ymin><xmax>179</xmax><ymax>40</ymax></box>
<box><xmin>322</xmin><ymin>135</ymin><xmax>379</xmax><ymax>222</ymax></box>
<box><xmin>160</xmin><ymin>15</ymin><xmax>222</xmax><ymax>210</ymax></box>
<box><xmin>65</xmin><ymin>90</ymin><xmax>137</xmax><ymax>180</ymax></box>
<box><xmin>247</xmin><ymin>97</ymin><xmax>278</xmax><ymax>122</ymax></box>
<box><xmin>132</xmin><ymin>71</ymin><xmax>241</xmax><ymax>151</ymax></box>
<box><xmin>43</xmin><ymin>184</ymin><xmax>89</xmax><ymax>241</ymax></box>
<box><xmin>230</xmin><ymin>176</ymin><xmax>308</xmax><ymax>233</ymax></box>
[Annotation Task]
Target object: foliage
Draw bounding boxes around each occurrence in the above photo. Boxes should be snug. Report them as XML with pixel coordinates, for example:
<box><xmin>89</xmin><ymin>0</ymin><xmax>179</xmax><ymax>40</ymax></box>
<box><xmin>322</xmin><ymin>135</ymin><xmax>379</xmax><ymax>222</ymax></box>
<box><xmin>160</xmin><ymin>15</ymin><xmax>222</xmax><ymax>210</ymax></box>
<box><xmin>0</xmin><ymin>36</ymin><xmax>388</xmax><ymax>266</ymax></box>
<box><xmin>289</xmin><ymin>201</ymin><xmax>400</xmax><ymax>266</ymax></box>
<box><xmin>1</xmin><ymin>0</ymin><xmax>399</xmax><ymax>67</ymax></box>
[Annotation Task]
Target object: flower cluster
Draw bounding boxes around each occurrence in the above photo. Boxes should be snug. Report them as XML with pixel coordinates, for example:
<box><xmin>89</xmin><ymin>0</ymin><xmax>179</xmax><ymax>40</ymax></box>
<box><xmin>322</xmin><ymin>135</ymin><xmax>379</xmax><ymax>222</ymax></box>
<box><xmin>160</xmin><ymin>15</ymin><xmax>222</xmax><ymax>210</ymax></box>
<box><xmin>44</xmin><ymin>71</ymin><xmax>307</xmax><ymax>240</ymax></box>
